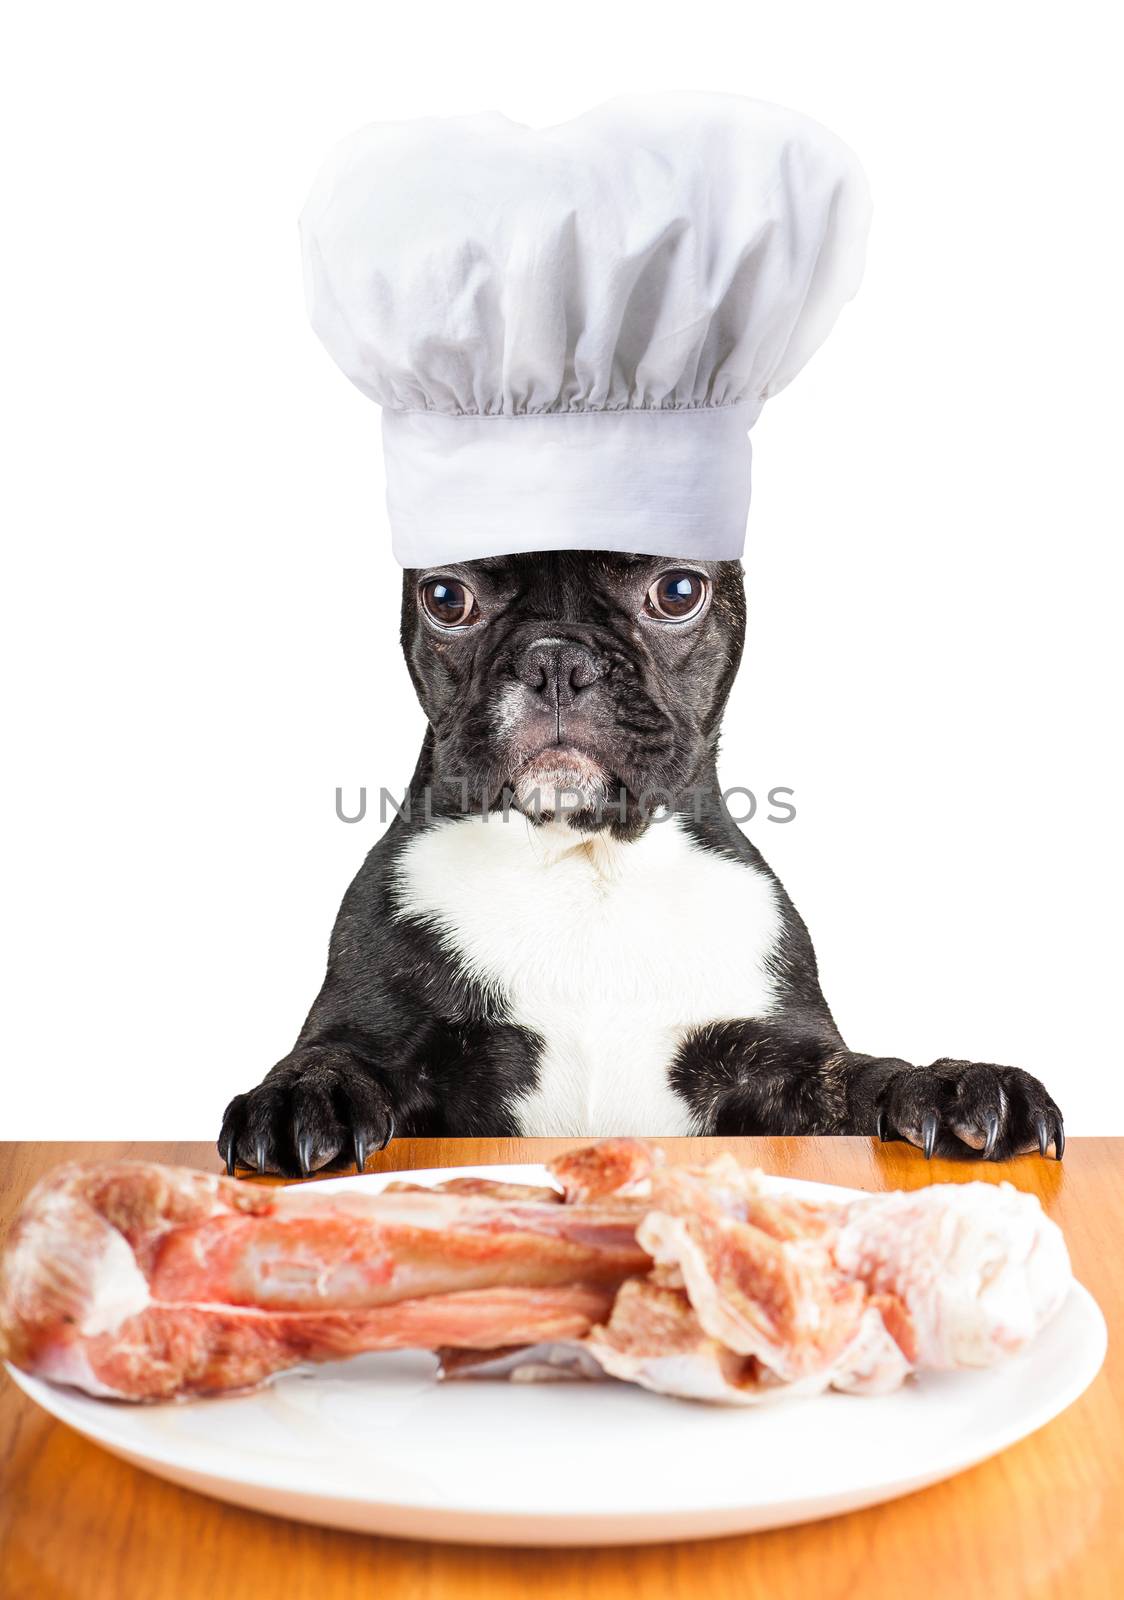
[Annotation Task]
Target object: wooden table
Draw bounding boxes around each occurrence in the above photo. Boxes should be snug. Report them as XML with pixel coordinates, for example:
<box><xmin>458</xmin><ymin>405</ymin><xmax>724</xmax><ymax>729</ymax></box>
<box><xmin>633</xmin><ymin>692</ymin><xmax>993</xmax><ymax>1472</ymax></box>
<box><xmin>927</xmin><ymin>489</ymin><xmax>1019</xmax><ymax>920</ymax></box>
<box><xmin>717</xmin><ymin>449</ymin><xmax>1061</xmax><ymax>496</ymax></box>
<box><xmin>1</xmin><ymin>1138</ymin><xmax>1121</xmax><ymax>1599</ymax></box>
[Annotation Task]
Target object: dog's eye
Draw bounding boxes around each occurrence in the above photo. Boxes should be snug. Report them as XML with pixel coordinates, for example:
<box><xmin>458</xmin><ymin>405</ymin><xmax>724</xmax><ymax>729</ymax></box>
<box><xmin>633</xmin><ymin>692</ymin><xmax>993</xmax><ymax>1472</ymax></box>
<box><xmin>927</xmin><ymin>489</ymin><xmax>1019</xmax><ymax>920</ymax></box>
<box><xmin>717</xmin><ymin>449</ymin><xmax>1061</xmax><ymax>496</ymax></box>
<box><xmin>645</xmin><ymin>571</ymin><xmax>709</xmax><ymax>623</ymax></box>
<box><xmin>420</xmin><ymin>578</ymin><xmax>479</xmax><ymax>629</ymax></box>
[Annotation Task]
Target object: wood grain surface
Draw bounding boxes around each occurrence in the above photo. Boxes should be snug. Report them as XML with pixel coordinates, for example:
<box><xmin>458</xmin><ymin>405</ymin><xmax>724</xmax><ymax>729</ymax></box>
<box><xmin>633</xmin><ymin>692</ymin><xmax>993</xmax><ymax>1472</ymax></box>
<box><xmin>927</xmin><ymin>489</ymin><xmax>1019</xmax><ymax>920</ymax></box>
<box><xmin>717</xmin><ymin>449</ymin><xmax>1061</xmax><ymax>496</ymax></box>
<box><xmin>1</xmin><ymin>1137</ymin><xmax>1120</xmax><ymax>1600</ymax></box>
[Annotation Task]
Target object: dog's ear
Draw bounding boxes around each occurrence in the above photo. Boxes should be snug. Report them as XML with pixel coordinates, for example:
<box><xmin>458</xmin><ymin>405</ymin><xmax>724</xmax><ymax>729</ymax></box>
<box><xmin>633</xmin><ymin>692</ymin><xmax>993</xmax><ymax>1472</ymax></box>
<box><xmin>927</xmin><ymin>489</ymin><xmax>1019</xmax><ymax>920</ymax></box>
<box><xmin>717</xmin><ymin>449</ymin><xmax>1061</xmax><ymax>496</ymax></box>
<box><xmin>399</xmin><ymin>568</ymin><xmax>428</xmax><ymax>710</ymax></box>
<box><xmin>400</xmin><ymin>568</ymin><xmax>417</xmax><ymax>653</ymax></box>
<box><xmin>698</xmin><ymin>561</ymin><xmax>747</xmax><ymax>736</ymax></box>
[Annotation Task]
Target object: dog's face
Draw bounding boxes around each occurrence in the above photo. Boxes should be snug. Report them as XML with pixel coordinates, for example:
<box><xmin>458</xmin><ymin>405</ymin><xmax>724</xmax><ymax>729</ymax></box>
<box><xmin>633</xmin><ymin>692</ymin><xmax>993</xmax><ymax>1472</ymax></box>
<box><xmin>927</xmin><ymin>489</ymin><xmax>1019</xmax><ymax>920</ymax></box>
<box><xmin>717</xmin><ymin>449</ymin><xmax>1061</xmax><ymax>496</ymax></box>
<box><xmin>400</xmin><ymin>552</ymin><xmax>745</xmax><ymax>833</ymax></box>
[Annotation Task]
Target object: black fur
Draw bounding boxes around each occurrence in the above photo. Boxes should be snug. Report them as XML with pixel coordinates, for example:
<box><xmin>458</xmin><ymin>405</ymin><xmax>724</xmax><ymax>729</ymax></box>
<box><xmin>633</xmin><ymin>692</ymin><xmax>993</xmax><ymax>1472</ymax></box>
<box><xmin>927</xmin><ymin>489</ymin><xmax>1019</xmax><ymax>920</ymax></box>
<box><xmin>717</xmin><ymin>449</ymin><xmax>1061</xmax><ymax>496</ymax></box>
<box><xmin>219</xmin><ymin>553</ymin><xmax>1063</xmax><ymax>1175</ymax></box>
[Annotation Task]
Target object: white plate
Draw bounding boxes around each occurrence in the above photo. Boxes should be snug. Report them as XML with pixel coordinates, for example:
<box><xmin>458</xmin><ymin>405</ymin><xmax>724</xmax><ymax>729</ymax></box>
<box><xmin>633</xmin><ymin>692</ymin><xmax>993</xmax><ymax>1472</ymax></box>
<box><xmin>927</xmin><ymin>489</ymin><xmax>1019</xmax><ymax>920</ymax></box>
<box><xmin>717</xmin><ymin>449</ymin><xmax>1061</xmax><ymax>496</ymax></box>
<box><xmin>6</xmin><ymin>1165</ymin><xmax>1108</xmax><ymax>1545</ymax></box>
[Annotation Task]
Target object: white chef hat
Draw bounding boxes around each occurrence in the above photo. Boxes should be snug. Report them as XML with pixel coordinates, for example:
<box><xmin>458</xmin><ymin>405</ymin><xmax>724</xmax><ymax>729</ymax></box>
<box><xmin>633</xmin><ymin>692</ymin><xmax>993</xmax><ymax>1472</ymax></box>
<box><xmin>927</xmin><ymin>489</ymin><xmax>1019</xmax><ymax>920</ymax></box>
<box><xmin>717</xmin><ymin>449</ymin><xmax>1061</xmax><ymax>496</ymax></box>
<box><xmin>300</xmin><ymin>93</ymin><xmax>870</xmax><ymax>568</ymax></box>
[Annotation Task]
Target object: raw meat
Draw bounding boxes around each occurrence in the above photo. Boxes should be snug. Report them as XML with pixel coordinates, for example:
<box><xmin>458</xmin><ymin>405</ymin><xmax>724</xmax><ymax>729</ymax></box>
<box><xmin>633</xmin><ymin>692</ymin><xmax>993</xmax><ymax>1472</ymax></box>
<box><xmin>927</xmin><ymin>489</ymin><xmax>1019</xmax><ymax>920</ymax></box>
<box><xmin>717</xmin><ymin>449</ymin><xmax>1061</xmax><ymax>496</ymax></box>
<box><xmin>834</xmin><ymin>1182</ymin><xmax>1072</xmax><ymax>1368</ymax></box>
<box><xmin>381</xmin><ymin>1177</ymin><xmax>563</xmax><ymax>1203</ymax></box>
<box><xmin>550</xmin><ymin>1138</ymin><xmax>658</xmax><ymax>1202</ymax></box>
<box><xmin>634</xmin><ymin>1162</ymin><xmax>870</xmax><ymax>1382</ymax></box>
<box><xmin>444</xmin><ymin>1146</ymin><xmax>1071</xmax><ymax>1401</ymax></box>
<box><xmin>585</xmin><ymin>1278</ymin><xmax>771</xmax><ymax>1404</ymax></box>
<box><xmin>0</xmin><ymin>1141</ymin><xmax>1072</xmax><ymax>1405</ymax></box>
<box><xmin>0</xmin><ymin>1160</ymin><xmax>644</xmax><ymax>1399</ymax></box>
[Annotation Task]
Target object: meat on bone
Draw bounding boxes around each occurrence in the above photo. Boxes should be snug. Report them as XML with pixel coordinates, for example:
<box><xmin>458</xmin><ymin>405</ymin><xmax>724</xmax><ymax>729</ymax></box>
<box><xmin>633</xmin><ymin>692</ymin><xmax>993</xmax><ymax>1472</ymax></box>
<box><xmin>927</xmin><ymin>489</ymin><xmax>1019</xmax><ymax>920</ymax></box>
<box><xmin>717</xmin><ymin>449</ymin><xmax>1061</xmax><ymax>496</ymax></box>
<box><xmin>0</xmin><ymin>1141</ymin><xmax>1070</xmax><ymax>1403</ymax></box>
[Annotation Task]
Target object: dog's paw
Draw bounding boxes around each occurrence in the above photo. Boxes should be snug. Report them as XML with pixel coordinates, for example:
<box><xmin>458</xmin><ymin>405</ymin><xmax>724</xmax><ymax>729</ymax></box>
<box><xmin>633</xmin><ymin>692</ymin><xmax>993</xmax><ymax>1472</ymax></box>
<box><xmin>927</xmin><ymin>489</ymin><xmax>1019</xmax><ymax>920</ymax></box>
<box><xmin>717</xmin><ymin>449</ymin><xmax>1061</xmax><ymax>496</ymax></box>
<box><xmin>876</xmin><ymin>1059</ymin><xmax>1064</xmax><ymax>1161</ymax></box>
<box><xmin>217</xmin><ymin>1048</ymin><xmax>396</xmax><ymax>1178</ymax></box>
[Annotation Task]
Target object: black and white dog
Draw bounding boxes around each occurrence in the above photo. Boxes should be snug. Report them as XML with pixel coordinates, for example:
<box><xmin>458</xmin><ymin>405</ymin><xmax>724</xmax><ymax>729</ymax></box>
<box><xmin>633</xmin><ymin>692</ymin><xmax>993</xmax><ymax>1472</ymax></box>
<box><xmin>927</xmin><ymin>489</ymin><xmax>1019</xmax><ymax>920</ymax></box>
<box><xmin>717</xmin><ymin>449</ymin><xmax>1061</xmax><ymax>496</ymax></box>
<box><xmin>219</xmin><ymin>553</ymin><xmax>1063</xmax><ymax>1175</ymax></box>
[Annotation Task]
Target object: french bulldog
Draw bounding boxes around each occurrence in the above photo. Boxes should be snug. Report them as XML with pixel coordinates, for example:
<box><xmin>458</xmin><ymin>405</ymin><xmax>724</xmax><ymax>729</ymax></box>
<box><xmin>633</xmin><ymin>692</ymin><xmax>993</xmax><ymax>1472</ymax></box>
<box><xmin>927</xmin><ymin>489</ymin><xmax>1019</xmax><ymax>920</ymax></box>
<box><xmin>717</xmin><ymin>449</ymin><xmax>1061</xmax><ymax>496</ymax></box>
<box><xmin>218</xmin><ymin>553</ymin><xmax>1063</xmax><ymax>1175</ymax></box>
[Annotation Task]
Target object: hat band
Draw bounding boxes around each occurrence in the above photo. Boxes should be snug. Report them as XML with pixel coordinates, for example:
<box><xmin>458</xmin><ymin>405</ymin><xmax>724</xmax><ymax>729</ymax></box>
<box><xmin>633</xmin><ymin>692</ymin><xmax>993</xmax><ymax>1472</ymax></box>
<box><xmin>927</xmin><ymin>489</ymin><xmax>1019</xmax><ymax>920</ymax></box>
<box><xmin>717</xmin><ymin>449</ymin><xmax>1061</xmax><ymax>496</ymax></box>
<box><xmin>382</xmin><ymin>405</ymin><xmax>753</xmax><ymax>568</ymax></box>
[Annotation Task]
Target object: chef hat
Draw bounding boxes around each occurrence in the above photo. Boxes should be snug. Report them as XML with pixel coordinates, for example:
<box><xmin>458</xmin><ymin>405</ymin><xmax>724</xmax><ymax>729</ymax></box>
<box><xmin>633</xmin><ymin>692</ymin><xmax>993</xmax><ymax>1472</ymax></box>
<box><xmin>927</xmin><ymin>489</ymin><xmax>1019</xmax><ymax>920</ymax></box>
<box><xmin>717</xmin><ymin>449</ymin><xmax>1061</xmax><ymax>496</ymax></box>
<box><xmin>300</xmin><ymin>93</ymin><xmax>870</xmax><ymax>568</ymax></box>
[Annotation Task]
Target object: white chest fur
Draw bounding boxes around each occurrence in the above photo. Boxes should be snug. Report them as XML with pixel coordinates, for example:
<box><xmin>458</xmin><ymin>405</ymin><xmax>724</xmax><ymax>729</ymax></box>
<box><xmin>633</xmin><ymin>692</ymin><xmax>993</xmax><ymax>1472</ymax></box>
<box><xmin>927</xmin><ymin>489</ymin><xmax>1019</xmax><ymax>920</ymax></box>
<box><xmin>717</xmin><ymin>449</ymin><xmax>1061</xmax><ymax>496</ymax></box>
<box><xmin>391</xmin><ymin>815</ymin><xmax>782</xmax><ymax>1136</ymax></box>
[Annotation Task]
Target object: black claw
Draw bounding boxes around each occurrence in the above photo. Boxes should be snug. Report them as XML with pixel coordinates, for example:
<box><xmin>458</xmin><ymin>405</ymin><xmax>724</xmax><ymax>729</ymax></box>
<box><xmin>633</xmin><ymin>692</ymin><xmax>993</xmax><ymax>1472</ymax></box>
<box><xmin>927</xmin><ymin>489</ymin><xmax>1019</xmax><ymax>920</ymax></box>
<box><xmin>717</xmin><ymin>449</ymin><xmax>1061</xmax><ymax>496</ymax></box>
<box><xmin>254</xmin><ymin>1136</ymin><xmax>269</xmax><ymax>1175</ymax></box>
<box><xmin>296</xmin><ymin>1132</ymin><xmax>314</xmax><ymax>1178</ymax></box>
<box><xmin>377</xmin><ymin>1112</ymin><xmax>396</xmax><ymax>1152</ymax></box>
<box><xmin>982</xmin><ymin>1110</ymin><xmax>999</xmax><ymax>1160</ymax></box>
<box><xmin>876</xmin><ymin>1107</ymin><xmax>888</xmax><ymax>1142</ymax></box>
<box><xmin>1036</xmin><ymin>1114</ymin><xmax>1049</xmax><ymax>1159</ymax></box>
<box><xmin>353</xmin><ymin>1130</ymin><xmax>369</xmax><ymax>1175</ymax></box>
<box><xmin>1053</xmin><ymin>1119</ymin><xmax>1065</xmax><ymax>1161</ymax></box>
<box><xmin>220</xmin><ymin>1132</ymin><xmax>237</xmax><ymax>1177</ymax></box>
<box><xmin>921</xmin><ymin>1112</ymin><xmax>938</xmax><ymax>1161</ymax></box>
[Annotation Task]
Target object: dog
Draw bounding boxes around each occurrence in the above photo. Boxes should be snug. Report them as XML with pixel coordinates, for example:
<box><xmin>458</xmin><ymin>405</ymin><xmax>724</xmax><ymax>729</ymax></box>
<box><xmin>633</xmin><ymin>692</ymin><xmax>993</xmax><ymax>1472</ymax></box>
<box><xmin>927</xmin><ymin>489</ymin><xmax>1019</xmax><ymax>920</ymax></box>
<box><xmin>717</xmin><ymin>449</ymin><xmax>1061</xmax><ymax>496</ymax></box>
<box><xmin>218</xmin><ymin>552</ymin><xmax>1063</xmax><ymax>1176</ymax></box>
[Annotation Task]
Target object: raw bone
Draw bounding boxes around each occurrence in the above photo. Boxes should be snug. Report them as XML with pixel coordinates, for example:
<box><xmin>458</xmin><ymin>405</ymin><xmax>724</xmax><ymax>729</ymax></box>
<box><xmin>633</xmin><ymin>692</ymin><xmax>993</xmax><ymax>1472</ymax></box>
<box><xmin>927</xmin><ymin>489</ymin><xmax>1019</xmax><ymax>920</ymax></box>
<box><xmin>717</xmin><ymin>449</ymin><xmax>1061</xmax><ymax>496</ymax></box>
<box><xmin>0</xmin><ymin>1141</ymin><xmax>1072</xmax><ymax>1404</ymax></box>
<box><xmin>0</xmin><ymin>1161</ymin><xmax>644</xmax><ymax>1399</ymax></box>
<box><xmin>446</xmin><ymin>1147</ymin><xmax>1072</xmax><ymax>1401</ymax></box>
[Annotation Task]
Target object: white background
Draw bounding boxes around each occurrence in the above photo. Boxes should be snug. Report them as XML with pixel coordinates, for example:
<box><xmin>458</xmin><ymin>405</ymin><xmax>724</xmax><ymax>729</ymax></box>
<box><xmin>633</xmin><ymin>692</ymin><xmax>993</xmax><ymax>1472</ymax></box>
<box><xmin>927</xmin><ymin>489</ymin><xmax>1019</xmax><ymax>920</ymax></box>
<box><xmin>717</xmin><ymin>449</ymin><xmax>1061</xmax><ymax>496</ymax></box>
<box><xmin>2</xmin><ymin>1</ymin><xmax>1121</xmax><ymax>1138</ymax></box>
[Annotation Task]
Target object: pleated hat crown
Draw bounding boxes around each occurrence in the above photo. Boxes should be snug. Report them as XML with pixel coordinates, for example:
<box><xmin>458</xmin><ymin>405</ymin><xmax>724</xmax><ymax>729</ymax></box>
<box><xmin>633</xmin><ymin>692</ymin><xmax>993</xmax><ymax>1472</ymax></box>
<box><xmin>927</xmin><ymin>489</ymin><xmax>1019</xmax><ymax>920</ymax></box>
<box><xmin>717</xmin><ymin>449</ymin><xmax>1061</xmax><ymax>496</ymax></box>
<box><xmin>300</xmin><ymin>93</ymin><xmax>871</xmax><ymax>567</ymax></box>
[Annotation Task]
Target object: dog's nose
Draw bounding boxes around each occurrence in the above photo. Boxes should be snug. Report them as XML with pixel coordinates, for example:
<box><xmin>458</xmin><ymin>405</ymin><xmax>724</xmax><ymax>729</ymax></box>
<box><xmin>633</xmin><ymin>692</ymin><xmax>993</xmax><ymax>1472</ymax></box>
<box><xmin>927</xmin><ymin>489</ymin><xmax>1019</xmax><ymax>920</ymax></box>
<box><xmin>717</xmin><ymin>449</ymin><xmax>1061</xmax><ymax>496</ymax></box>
<box><xmin>516</xmin><ymin>638</ymin><xmax>604</xmax><ymax>705</ymax></box>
